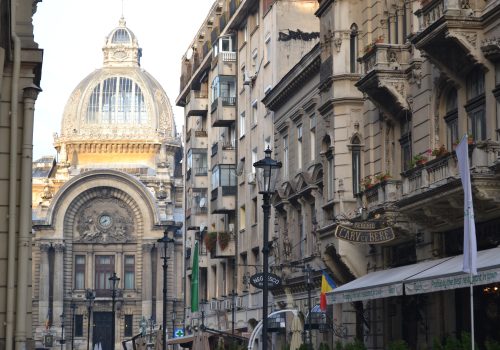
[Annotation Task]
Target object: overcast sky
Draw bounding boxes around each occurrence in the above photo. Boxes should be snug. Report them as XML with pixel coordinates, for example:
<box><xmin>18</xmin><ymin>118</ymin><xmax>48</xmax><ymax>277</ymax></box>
<box><xmin>32</xmin><ymin>0</ymin><xmax>213</xmax><ymax>159</ymax></box>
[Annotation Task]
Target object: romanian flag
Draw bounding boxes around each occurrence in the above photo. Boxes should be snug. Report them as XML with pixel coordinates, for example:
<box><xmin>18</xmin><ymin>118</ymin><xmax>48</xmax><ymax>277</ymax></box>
<box><xmin>320</xmin><ymin>271</ymin><xmax>336</xmax><ymax>312</ymax></box>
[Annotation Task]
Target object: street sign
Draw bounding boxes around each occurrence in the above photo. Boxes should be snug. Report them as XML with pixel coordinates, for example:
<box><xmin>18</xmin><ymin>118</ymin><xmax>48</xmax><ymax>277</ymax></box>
<box><xmin>174</xmin><ymin>328</ymin><xmax>184</xmax><ymax>338</ymax></box>
<box><xmin>250</xmin><ymin>272</ymin><xmax>282</xmax><ymax>290</ymax></box>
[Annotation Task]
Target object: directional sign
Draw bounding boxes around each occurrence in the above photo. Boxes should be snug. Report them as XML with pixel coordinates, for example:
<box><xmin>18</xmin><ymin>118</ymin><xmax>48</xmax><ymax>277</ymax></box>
<box><xmin>250</xmin><ymin>272</ymin><xmax>282</xmax><ymax>290</ymax></box>
<box><xmin>174</xmin><ymin>328</ymin><xmax>184</xmax><ymax>338</ymax></box>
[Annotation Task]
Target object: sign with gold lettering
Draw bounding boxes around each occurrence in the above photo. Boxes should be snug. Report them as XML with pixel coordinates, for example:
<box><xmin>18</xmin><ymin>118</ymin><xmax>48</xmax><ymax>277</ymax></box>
<box><xmin>335</xmin><ymin>224</ymin><xmax>394</xmax><ymax>244</ymax></box>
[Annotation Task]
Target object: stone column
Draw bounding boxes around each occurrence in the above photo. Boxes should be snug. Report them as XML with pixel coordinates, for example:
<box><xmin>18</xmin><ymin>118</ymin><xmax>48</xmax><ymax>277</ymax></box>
<box><xmin>142</xmin><ymin>243</ymin><xmax>154</xmax><ymax>317</ymax></box>
<box><xmin>38</xmin><ymin>242</ymin><xmax>51</xmax><ymax>327</ymax></box>
<box><xmin>53</xmin><ymin>242</ymin><xmax>66</xmax><ymax>322</ymax></box>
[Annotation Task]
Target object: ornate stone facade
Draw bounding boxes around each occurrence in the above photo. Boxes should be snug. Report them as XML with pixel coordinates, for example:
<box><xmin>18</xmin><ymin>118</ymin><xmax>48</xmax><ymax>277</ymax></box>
<box><xmin>32</xmin><ymin>18</ymin><xmax>183</xmax><ymax>350</ymax></box>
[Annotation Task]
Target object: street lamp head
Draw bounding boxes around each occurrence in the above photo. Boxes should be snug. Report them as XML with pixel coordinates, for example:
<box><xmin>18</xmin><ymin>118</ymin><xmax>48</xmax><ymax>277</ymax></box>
<box><xmin>157</xmin><ymin>227</ymin><xmax>175</xmax><ymax>258</ymax></box>
<box><xmin>85</xmin><ymin>289</ymin><xmax>95</xmax><ymax>306</ymax></box>
<box><xmin>60</xmin><ymin>313</ymin><xmax>65</xmax><ymax>323</ymax></box>
<box><xmin>253</xmin><ymin>147</ymin><xmax>282</xmax><ymax>195</ymax></box>
<box><xmin>109</xmin><ymin>272</ymin><xmax>120</xmax><ymax>290</ymax></box>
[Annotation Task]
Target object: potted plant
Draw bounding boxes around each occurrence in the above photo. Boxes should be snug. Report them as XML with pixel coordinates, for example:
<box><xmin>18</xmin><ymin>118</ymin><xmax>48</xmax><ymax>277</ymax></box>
<box><xmin>410</xmin><ymin>154</ymin><xmax>428</xmax><ymax>168</ymax></box>
<box><xmin>204</xmin><ymin>231</ymin><xmax>217</xmax><ymax>253</ymax></box>
<box><xmin>218</xmin><ymin>231</ymin><xmax>231</xmax><ymax>250</ymax></box>
<box><xmin>431</xmin><ymin>144</ymin><xmax>449</xmax><ymax>158</ymax></box>
<box><xmin>362</xmin><ymin>176</ymin><xmax>375</xmax><ymax>190</ymax></box>
<box><xmin>375</xmin><ymin>172</ymin><xmax>392</xmax><ymax>182</ymax></box>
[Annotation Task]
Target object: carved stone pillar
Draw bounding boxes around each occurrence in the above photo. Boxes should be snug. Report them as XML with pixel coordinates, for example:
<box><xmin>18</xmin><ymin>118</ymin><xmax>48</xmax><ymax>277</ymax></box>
<box><xmin>142</xmin><ymin>243</ymin><xmax>154</xmax><ymax>317</ymax></box>
<box><xmin>53</xmin><ymin>242</ymin><xmax>65</xmax><ymax>318</ymax></box>
<box><xmin>38</xmin><ymin>242</ymin><xmax>51</xmax><ymax>325</ymax></box>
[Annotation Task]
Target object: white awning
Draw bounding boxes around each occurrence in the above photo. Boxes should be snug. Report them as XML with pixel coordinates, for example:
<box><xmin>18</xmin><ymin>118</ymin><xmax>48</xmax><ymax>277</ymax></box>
<box><xmin>327</xmin><ymin>247</ymin><xmax>500</xmax><ymax>304</ymax></box>
<box><xmin>405</xmin><ymin>247</ymin><xmax>500</xmax><ymax>295</ymax></box>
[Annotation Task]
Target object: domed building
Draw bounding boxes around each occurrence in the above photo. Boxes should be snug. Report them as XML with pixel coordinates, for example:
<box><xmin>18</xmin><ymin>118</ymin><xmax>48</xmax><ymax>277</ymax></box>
<box><xmin>32</xmin><ymin>18</ymin><xmax>184</xmax><ymax>349</ymax></box>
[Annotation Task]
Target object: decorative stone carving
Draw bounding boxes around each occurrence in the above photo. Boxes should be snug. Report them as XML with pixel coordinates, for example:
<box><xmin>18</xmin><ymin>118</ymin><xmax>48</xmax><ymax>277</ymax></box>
<box><xmin>75</xmin><ymin>191</ymin><xmax>135</xmax><ymax>243</ymax></box>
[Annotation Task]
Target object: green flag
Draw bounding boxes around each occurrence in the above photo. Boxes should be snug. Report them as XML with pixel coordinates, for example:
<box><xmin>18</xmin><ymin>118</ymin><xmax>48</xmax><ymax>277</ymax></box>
<box><xmin>190</xmin><ymin>241</ymin><xmax>199</xmax><ymax>312</ymax></box>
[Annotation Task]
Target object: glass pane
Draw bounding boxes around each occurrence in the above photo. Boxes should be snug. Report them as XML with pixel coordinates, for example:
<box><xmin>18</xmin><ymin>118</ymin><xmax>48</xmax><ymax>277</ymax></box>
<box><xmin>124</xmin><ymin>272</ymin><xmax>134</xmax><ymax>289</ymax></box>
<box><xmin>75</xmin><ymin>272</ymin><xmax>85</xmax><ymax>289</ymax></box>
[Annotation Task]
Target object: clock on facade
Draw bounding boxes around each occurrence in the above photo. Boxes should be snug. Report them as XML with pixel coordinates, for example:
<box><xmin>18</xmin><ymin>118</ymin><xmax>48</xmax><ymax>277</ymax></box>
<box><xmin>98</xmin><ymin>214</ymin><xmax>113</xmax><ymax>229</ymax></box>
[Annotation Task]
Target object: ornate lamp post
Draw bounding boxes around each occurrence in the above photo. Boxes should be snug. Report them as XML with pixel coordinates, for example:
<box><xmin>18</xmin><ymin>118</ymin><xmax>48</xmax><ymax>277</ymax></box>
<box><xmin>60</xmin><ymin>313</ymin><xmax>65</xmax><ymax>350</ymax></box>
<box><xmin>85</xmin><ymin>289</ymin><xmax>95</xmax><ymax>350</ymax></box>
<box><xmin>70</xmin><ymin>303</ymin><xmax>76</xmax><ymax>350</ymax></box>
<box><xmin>304</xmin><ymin>265</ymin><xmax>313</xmax><ymax>350</ymax></box>
<box><xmin>109</xmin><ymin>272</ymin><xmax>120</xmax><ymax>350</ymax></box>
<box><xmin>253</xmin><ymin>147</ymin><xmax>282</xmax><ymax>350</ymax></box>
<box><xmin>158</xmin><ymin>228</ymin><xmax>175</xmax><ymax>350</ymax></box>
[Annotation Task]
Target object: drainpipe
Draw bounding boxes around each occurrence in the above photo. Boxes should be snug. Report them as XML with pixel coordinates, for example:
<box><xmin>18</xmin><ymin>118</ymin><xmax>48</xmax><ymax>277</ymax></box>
<box><xmin>7</xmin><ymin>0</ymin><xmax>22</xmax><ymax>347</ymax></box>
<box><xmin>15</xmin><ymin>85</ymin><xmax>42</xmax><ymax>350</ymax></box>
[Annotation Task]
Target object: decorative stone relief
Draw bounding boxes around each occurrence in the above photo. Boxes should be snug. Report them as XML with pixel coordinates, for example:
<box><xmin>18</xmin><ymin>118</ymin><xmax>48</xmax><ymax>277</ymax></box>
<box><xmin>455</xmin><ymin>31</ymin><xmax>478</xmax><ymax>48</ymax></box>
<box><xmin>75</xmin><ymin>192</ymin><xmax>135</xmax><ymax>243</ymax></box>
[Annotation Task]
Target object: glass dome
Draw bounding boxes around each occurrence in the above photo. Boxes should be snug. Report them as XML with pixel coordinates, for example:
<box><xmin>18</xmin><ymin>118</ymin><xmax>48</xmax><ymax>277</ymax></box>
<box><xmin>111</xmin><ymin>29</ymin><xmax>131</xmax><ymax>44</ymax></box>
<box><xmin>86</xmin><ymin>76</ymin><xmax>147</xmax><ymax>124</ymax></box>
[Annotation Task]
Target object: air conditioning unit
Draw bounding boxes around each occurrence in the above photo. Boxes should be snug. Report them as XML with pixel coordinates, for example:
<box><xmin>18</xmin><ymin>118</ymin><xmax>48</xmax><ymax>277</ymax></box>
<box><xmin>247</xmin><ymin>172</ymin><xmax>256</xmax><ymax>184</ymax></box>
<box><xmin>210</xmin><ymin>300</ymin><xmax>219</xmax><ymax>311</ymax></box>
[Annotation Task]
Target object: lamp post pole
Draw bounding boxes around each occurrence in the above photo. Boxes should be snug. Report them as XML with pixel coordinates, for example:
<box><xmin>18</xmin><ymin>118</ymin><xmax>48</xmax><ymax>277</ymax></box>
<box><xmin>109</xmin><ymin>272</ymin><xmax>120</xmax><ymax>350</ymax></box>
<box><xmin>85</xmin><ymin>289</ymin><xmax>95</xmax><ymax>350</ymax></box>
<box><xmin>60</xmin><ymin>313</ymin><xmax>65</xmax><ymax>350</ymax></box>
<box><xmin>200</xmin><ymin>299</ymin><xmax>207</xmax><ymax>330</ymax></box>
<box><xmin>158</xmin><ymin>228</ymin><xmax>175</xmax><ymax>350</ymax></box>
<box><xmin>70</xmin><ymin>303</ymin><xmax>76</xmax><ymax>350</ymax></box>
<box><xmin>305</xmin><ymin>265</ymin><xmax>313</xmax><ymax>350</ymax></box>
<box><xmin>254</xmin><ymin>147</ymin><xmax>282</xmax><ymax>350</ymax></box>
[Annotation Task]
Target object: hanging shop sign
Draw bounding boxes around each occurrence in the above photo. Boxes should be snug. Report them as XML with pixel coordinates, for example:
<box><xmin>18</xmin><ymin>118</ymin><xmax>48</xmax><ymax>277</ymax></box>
<box><xmin>250</xmin><ymin>272</ymin><xmax>282</xmax><ymax>289</ymax></box>
<box><xmin>335</xmin><ymin>222</ymin><xmax>394</xmax><ymax>244</ymax></box>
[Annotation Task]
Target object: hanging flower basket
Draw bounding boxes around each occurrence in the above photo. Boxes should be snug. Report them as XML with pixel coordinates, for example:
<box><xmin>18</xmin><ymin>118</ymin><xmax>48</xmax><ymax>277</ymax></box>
<box><xmin>218</xmin><ymin>231</ymin><xmax>231</xmax><ymax>250</ymax></box>
<box><xmin>204</xmin><ymin>232</ymin><xmax>217</xmax><ymax>253</ymax></box>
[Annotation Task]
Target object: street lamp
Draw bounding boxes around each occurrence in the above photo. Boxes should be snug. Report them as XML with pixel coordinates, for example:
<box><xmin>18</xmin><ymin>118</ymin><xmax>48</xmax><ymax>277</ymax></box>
<box><xmin>85</xmin><ymin>289</ymin><xmax>95</xmax><ymax>350</ymax></box>
<box><xmin>200</xmin><ymin>299</ymin><xmax>208</xmax><ymax>330</ymax></box>
<box><xmin>70</xmin><ymin>303</ymin><xmax>76</xmax><ymax>350</ymax></box>
<box><xmin>158</xmin><ymin>228</ymin><xmax>175</xmax><ymax>350</ymax></box>
<box><xmin>109</xmin><ymin>272</ymin><xmax>120</xmax><ymax>350</ymax></box>
<box><xmin>60</xmin><ymin>313</ymin><xmax>65</xmax><ymax>350</ymax></box>
<box><xmin>253</xmin><ymin>147</ymin><xmax>282</xmax><ymax>350</ymax></box>
<box><xmin>304</xmin><ymin>265</ymin><xmax>313</xmax><ymax>350</ymax></box>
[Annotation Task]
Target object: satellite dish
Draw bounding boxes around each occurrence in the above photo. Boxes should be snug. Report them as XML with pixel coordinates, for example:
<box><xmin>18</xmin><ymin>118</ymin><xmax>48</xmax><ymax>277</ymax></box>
<box><xmin>199</xmin><ymin>197</ymin><xmax>207</xmax><ymax>208</ymax></box>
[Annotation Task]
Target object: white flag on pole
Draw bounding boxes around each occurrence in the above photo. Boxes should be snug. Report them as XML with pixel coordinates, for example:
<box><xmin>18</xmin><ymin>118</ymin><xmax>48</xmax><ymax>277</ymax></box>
<box><xmin>456</xmin><ymin>134</ymin><xmax>477</xmax><ymax>275</ymax></box>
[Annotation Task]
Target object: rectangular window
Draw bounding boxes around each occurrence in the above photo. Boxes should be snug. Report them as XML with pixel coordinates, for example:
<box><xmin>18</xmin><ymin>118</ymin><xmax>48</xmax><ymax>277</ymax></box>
<box><xmin>251</xmin><ymin>149</ymin><xmax>258</xmax><ymax>174</ymax></box>
<box><xmin>251</xmin><ymin>100</ymin><xmax>258</xmax><ymax>126</ymax></box>
<box><xmin>265</xmin><ymin>34</ymin><xmax>271</xmax><ymax>63</ymax></box>
<box><xmin>283</xmin><ymin>136</ymin><xmax>289</xmax><ymax>179</ymax></box>
<box><xmin>352</xmin><ymin>148</ymin><xmax>361</xmax><ymax>194</ymax></box>
<box><xmin>468</xmin><ymin>108</ymin><xmax>486</xmax><ymax>141</ymax></box>
<box><xmin>253</xmin><ymin>197</ymin><xmax>258</xmax><ymax>224</ymax></box>
<box><xmin>75</xmin><ymin>315</ymin><xmax>84</xmax><ymax>337</ymax></box>
<box><xmin>192</xmin><ymin>150</ymin><xmax>208</xmax><ymax>175</ymax></box>
<box><xmin>212</xmin><ymin>165</ymin><xmax>237</xmax><ymax>190</ymax></box>
<box><xmin>124</xmin><ymin>255</ymin><xmax>135</xmax><ymax>289</ymax></box>
<box><xmin>327</xmin><ymin>155</ymin><xmax>335</xmax><ymax>200</ymax></box>
<box><xmin>95</xmin><ymin>255</ymin><xmax>115</xmax><ymax>291</ymax></box>
<box><xmin>75</xmin><ymin>255</ymin><xmax>85</xmax><ymax>290</ymax></box>
<box><xmin>297</xmin><ymin>124</ymin><xmax>303</xmax><ymax>169</ymax></box>
<box><xmin>310</xmin><ymin>114</ymin><xmax>316</xmax><ymax>160</ymax></box>
<box><xmin>445</xmin><ymin>113</ymin><xmax>458</xmax><ymax>151</ymax></box>
<box><xmin>239</xmin><ymin>112</ymin><xmax>246</xmax><ymax>137</ymax></box>
<box><xmin>240</xmin><ymin>206</ymin><xmax>246</xmax><ymax>231</ymax></box>
<box><xmin>124</xmin><ymin>315</ymin><xmax>133</xmax><ymax>337</ymax></box>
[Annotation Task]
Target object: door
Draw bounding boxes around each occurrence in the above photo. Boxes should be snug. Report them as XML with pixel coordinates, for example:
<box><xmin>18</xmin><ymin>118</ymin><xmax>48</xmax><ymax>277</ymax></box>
<box><xmin>93</xmin><ymin>312</ymin><xmax>113</xmax><ymax>350</ymax></box>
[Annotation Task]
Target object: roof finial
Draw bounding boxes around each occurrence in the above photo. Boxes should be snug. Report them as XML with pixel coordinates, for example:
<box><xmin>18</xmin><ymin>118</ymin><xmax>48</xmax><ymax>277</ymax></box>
<box><xmin>121</xmin><ymin>0</ymin><xmax>124</xmax><ymax>18</ymax></box>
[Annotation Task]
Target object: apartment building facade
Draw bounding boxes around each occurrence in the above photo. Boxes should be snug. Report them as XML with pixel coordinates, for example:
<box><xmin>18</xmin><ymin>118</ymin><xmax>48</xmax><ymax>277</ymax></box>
<box><xmin>176</xmin><ymin>0</ymin><xmax>320</xmax><ymax>341</ymax></box>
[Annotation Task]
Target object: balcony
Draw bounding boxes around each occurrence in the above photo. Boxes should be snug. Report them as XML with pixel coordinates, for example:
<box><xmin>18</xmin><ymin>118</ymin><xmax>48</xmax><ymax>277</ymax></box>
<box><xmin>185</xmin><ymin>167</ymin><xmax>208</xmax><ymax>189</ymax></box>
<box><xmin>411</xmin><ymin>0</ymin><xmax>486</xmax><ymax>79</ymax></box>
<box><xmin>211</xmin><ymin>141</ymin><xmax>236</xmax><ymax>167</ymax></box>
<box><xmin>210</xmin><ymin>186</ymin><xmax>236</xmax><ymax>214</ymax></box>
<box><xmin>185</xmin><ymin>129</ymin><xmax>208</xmax><ymax>149</ymax></box>
<box><xmin>358</xmin><ymin>179</ymin><xmax>402</xmax><ymax>213</ymax></box>
<box><xmin>355</xmin><ymin>44</ymin><xmax>412</xmax><ymax>118</ymax></box>
<box><xmin>186</xmin><ymin>90</ymin><xmax>209</xmax><ymax>117</ymax></box>
<box><xmin>213</xmin><ymin>232</ymin><xmax>236</xmax><ymax>258</ymax></box>
<box><xmin>212</xmin><ymin>51</ymin><xmax>237</xmax><ymax>76</ymax></box>
<box><xmin>396</xmin><ymin>143</ymin><xmax>500</xmax><ymax>230</ymax></box>
<box><xmin>211</xmin><ymin>96</ymin><xmax>236</xmax><ymax>127</ymax></box>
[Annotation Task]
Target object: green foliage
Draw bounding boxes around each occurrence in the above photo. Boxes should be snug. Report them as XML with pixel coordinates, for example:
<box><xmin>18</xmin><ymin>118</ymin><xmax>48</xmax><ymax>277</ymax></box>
<box><xmin>335</xmin><ymin>341</ymin><xmax>343</xmax><ymax>350</ymax></box>
<box><xmin>298</xmin><ymin>345</ymin><xmax>309</xmax><ymax>350</ymax></box>
<box><xmin>432</xmin><ymin>332</ymin><xmax>478</xmax><ymax>350</ymax></box>
<box><xmin>318</xmin><ymin>343</ymin><xmax>331</xmax><ymax>350</ymax></box>
<box><xmin>343</xmin><ymin>339</ymin><xmax>366</xmax><ymax>350</ymax></box>
<box><xmin>388</xmin><ymin>340</ymin><xmax>409</xmax><ymax>350</ymax></box>
<box><xmin>485</xmin><ymin>339</ymin><xmax>500</xmax><ymax>350</ymax></box>
<box><xmin>280</xmin><ymin>344</ymin><xmax>291</xmax><ymax>350</ymax></box>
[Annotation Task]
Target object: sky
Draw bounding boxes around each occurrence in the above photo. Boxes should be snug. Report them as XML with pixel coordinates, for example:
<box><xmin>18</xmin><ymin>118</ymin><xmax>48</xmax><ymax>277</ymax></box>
<box><xmin>32</xmin><ymin>0</ymin><xmax>214</xmax><ymax>159</ymax></box>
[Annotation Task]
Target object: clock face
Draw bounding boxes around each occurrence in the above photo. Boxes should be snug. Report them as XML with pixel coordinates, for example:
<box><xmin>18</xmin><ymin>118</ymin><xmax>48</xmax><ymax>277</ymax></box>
<box><xmin>98</xmin><ymin>214</ymin><xmax>113</xmax><ymax>229</ymax></box>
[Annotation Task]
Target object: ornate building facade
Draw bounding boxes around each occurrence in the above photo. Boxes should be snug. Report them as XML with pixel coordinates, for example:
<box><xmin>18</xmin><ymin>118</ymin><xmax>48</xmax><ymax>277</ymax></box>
<box><xmin>32</xmin><ymin>18</ymin><xmax>184</xmax><ymax>349</ymax></box>
<box><xmin>0</xmin><ymin>0</ymin><xmax>43</xmax><ymax>349</ymax></box>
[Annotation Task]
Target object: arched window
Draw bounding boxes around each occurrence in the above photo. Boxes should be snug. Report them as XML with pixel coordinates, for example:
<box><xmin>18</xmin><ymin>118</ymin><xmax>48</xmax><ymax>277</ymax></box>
<box><xmin>350</xmin><ymin>24</ymin><xmax>358</xmax><ymax>73</ymax></box>
<box><xmin>444</xmin><ymin>88</ymin><xmax>458</xmax><ymax>150</ymax></box>
<box><xmin>322</xmin><ymin>135</ymin><xmax>334</xmax><ymax>200</ymax></box>
<box><xmin>351</xmin><ymin>136</ymin><xmax>361</xmax><ymax>194</ymax></box>
<box><xmin>466</xmin><ymin>68</ymin><xmax>486</xmax><ymax>141</ymax></box>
